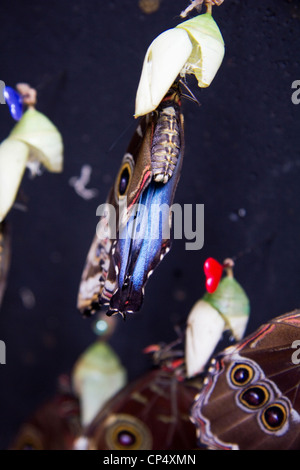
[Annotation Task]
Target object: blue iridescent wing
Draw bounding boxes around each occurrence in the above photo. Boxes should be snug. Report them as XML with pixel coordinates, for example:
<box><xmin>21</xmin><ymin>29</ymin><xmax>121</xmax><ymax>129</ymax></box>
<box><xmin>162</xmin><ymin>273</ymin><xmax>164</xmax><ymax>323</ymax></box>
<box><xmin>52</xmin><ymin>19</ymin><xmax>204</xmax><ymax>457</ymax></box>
<box><xmin>77</xmin><ymin>85</ymin><xmax>184</xmax><ymax>318</ymax></box>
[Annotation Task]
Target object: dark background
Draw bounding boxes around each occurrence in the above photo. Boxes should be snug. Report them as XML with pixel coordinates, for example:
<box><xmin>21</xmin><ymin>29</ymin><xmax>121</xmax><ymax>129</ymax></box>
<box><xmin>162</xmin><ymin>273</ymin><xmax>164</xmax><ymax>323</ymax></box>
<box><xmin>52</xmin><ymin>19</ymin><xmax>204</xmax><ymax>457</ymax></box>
<box><xmin>0</xmin><ymin>0</ymin><xmax>299</xmax><ymax>450</ymax></box>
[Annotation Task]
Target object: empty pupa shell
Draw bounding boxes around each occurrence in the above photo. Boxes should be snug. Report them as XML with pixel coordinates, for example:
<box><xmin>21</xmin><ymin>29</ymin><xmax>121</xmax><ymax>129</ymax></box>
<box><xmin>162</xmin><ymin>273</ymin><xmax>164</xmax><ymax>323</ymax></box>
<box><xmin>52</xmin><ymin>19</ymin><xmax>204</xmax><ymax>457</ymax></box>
<box><xmin>135</xmin><ymin>28</ymin><xmax>192</xmax><ymax>117</ymax></box>
<box><xmin>0</xmin><ymin>139</ymin><xmax>29</xmax><ymax>222</ymax></box>
<box><xmin>72</xmin><ymin>341</ymin><xmax>127</xmax><ymax>427</ymax></box>
<box><xmin>135</xmin><ymin>12</ymin><xmax>224</xmax><ymax>117</ymax></box>
<box><xmin>203</xmin><ymin>275</ymin><xmax>250</xmax><ymax>341</ymax></box>
<box><xmin>9</xmin><ymin>107</ymin><xmax>63</xmax><ymax>173</ymax></box>
<box><xmin>0</xmin><ymin>107</ymin><xmax>63</xmax><ymax>222</ymax></box>
<box><xmin>185</xmin><ymin>299</ymin><xmax>226</xmax><ymax>378</ymax></box>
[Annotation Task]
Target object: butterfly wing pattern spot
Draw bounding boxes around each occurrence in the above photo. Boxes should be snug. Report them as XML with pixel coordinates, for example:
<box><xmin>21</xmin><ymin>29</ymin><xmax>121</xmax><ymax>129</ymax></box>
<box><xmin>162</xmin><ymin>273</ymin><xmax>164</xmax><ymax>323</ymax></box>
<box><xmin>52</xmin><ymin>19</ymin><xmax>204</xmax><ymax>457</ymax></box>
<box><xmin>191</xmin><ymin>310</ymin><xmax>300</xmax><ymax>450</ymax></box>
<box><xmin>11</xmin><ymin>377</ymin><xmax>81</xmax><ymax>450</ymax></box>
<box><xmin>77</xmin><ymin>84</ymin><xmax>184</xmax><ymax>318</ymax></box>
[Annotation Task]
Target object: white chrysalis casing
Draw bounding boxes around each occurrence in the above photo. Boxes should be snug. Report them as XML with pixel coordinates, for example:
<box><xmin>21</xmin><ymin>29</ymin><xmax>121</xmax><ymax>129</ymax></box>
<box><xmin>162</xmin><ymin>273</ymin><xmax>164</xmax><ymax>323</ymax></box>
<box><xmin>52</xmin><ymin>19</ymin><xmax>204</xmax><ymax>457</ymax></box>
<box><xmin>72</xmin><ymin>342</ymin><xmax>127</xmax><ymax>427</ymax></box>
<box><xmin>135</xmin><ymin>11</ymin><xmax>224</xmax><ymax>117</ymax></box>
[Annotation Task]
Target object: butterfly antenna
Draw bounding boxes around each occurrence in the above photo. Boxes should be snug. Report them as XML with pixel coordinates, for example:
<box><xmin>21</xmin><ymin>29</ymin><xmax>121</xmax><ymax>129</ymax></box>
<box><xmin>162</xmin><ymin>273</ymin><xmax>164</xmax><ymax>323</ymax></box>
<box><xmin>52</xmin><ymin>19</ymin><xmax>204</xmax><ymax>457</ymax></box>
<box><xmin>230</xmin><ymin>232</ymin><xmax>276</xmax><ymax>263</ymax></box>
<box><xmin>179</xmin><ymin>79</ymin><xmax>201</xmax><ymax>107</ymax></box>
<box><xmin>106</xmin><ymin>120</ymin><xmax>136</xmax><ymax>154</ymax></box>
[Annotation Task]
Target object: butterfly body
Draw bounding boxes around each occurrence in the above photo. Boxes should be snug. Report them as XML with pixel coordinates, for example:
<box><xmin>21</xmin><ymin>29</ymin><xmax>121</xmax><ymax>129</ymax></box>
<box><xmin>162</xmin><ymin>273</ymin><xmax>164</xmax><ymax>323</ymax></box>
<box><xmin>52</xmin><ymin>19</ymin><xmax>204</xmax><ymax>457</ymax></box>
<box><xmin>11</xmin><ymin>376</ymin><xmax>81</xmax><ymax>450</ymax></box>
<box><xmin>191</xmin><ymin>310</ymin><xmax>300</xmax><ymax>450</ymax></box>
<box><xmin>78</xmin><ymin>84</ymin><xmax>184</xmax><ymax>318</ymax></box>
<box><xmin>151</xmin><ymin>90</ymin><xmax>182</xmax><ymax>183</ymax></box>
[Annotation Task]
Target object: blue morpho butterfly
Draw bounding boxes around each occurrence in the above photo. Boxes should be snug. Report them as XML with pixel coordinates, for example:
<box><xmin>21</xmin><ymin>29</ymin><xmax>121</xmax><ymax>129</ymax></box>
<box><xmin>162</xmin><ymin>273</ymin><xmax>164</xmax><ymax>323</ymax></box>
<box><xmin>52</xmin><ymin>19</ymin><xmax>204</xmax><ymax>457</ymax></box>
<box><xmin>77</xmin><ymin>82</ymin><xmax>184</xmax><ymax>318</ymax></box>
<box><xmin>3</xmin><ymin>86</ymin><xmax>23</xmax><ymax>121</ymax></box>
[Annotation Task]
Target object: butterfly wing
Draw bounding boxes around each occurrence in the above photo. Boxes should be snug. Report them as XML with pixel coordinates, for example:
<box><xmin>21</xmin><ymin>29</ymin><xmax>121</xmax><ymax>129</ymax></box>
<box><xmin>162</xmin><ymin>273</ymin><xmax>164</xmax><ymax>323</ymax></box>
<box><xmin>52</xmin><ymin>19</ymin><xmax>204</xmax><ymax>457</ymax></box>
<box><xmin>11</xmin><ymin>377</ymin><xmax>81</xmax><ymax>450</ymax></box>
<box><xmin>83</xmin><ymin>368</ymin><xmax>199</xmax><ymax>450</ymax></box>
<box><xmin>77</xmin><ymin>115</ymin><xmax>152</xmax><ymax>316</ymax></box>
<box><xmin>191</xmin><ymin>310</ymin><xmax>300</xmax><ymax>450</ymax></box>
<box><xmin>107</xmin><ymin>110</ymin><xmax>184</xmax><ymax>315</ymax></box>
<box><xmin>78</xmin><ymin>85</ymin><xmax>184</xmax><ymax>318</ymax></box>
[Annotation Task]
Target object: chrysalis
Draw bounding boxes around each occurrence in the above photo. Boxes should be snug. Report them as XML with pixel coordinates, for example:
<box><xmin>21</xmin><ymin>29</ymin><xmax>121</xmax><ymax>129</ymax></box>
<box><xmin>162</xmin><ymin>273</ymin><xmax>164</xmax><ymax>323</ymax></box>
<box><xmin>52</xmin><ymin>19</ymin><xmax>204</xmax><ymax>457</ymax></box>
<box><xmin>185</xmin><ymin>259</ymin><xmax>250</xmax><ymax>378</ymax></box>
<box><xmin>0</xmin><ymin>84</ymin><xmax>63</xmax><ymax>222</ymax></box>
<box><xmin>135</xmin><ymin>8</ymin><xmax>224</xmax><ymax>117</ymax></box>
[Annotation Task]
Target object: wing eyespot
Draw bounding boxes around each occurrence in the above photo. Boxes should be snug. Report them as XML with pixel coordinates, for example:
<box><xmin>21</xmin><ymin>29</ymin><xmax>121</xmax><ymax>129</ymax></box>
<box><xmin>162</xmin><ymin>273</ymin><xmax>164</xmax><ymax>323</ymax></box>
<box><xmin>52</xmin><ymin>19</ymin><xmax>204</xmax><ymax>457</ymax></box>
<box><xmin>261</xmin><ymin>403</ymin><xmax>288</xmax><ymax>432</ymax></box>
<box><xmin>12</xmin><ymin>425</ymin><xmax>44</xmax><ymax>450</ymax></box>
<box><xmin>230</xmin><ymin>363</ymin><xmax>254</xmax><ymax>387</ymax></box>
<box><xmin>104</xmin><ymin>413</ymin><xmax>152</xmax><ymax>450</ymax></box>
<box><xmin>118</xmin><ymin>165</ymin><xmax>130</xmax><ymax>195</ymax></box>
<box><xmin>115</xmin><ymin>154</ymin><xmax>134</xmax><ymax>201</ymax></box>
<box><xmin>238</xmin><ymin>384</ymin><xmax>270</xmax><ymax>410</ymax></box>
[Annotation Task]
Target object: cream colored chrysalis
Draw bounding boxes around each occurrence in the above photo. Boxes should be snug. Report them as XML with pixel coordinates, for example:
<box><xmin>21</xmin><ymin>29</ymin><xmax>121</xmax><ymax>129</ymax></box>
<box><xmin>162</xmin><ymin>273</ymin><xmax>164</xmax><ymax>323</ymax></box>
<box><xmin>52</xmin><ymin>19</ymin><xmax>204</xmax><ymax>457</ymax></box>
<box><xmin>72</xmin><ymin>341</ymin><xmax>127</xmax><ymax>427</ymax></box>
<box><xmin>0</xmin><ymin>83</ymin><xmax>63</xmax><ymax>222</ymax></box>
<box><xmin>185</xmin><ymin>260</ymin><xmax>250</xmax><ymax>378</ymax></box>
<box><xmin>135</xmin><ymin>7</ymin><xmax>225</xmax><ymax>117</ymax></box>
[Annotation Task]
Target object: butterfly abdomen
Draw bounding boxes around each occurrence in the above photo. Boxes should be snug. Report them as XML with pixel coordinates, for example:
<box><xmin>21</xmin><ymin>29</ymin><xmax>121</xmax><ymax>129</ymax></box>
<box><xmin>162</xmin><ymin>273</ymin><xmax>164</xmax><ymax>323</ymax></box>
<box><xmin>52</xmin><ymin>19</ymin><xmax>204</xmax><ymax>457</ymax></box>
<box><xmin>151</xmin><ymin>103</ymin><xmax>181</xmax><ymax>184</ymax></box>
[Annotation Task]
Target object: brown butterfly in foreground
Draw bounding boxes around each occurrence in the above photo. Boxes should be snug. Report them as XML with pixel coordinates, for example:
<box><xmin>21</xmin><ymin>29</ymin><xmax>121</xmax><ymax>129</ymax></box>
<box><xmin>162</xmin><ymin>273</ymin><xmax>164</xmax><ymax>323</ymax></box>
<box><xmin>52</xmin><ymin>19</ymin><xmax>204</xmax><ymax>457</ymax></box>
<box><xmin>191</xmin><ymin>310</ymin><xmax>300</xmax><ymax>450</ymax></box>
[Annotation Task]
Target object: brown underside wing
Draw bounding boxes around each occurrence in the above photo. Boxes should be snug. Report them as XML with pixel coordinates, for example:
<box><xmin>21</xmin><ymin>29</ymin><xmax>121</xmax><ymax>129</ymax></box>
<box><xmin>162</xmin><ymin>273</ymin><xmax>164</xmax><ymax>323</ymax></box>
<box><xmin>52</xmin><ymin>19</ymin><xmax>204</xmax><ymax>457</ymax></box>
<box><xmin>83</xmin><ymin>366</ymin><xmax>201</xmax><ymax>450</ymax></box>
<box><xmin>10</xmin><ymin>376</ymin><xmax>81</xmax><ymax>450</ymax></box>
<box><xmin>191</xmin><ymin>310</ymin><xmax>300</xmax><ymax>450</ymax></box>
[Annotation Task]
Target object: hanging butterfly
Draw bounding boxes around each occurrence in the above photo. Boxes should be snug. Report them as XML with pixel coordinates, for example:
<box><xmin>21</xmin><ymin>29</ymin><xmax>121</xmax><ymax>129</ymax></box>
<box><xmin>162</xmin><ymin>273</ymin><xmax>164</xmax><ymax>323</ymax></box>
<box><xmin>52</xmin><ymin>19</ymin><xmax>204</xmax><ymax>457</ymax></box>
<box><xmin>191</xmin><ymin>310</ymin><xmax>300</xmax><ymax>450</ymax></box>
<box><xmin>11</xmin><ymin>375</ymin><xmax>81</xmax><ymax>450</ymax></box>
<box><xmin>78</xmin><ymin>342</ymin><xmax>201</xmax><ymax>450</ymax></box>
<box><xmin>0</xmin><ymin>221</ymin><xmax>11</xmax><ymax>310</ymax></box>
<box><xmin>77</xmin><ymin>82</ymin><xmax>184</xmax><ymax>318</ymax></box>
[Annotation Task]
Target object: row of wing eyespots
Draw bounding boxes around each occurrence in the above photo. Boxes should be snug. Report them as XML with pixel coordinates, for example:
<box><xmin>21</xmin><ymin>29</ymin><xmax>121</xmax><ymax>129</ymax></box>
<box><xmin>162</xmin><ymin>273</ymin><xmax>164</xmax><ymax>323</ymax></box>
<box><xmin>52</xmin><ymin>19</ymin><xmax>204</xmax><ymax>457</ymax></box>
<box><xmin>230</xmin><ymin>363</ymin><xmax>288</xmax><ymax>432</ymax></box>
<box><xmin>230</xmin><ymin>364</ymin><xmax>269</xmax><ymax>408</ymax></box>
